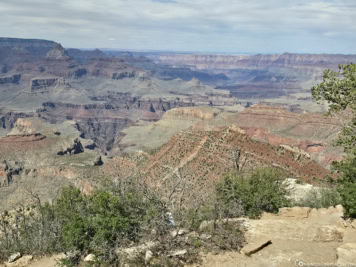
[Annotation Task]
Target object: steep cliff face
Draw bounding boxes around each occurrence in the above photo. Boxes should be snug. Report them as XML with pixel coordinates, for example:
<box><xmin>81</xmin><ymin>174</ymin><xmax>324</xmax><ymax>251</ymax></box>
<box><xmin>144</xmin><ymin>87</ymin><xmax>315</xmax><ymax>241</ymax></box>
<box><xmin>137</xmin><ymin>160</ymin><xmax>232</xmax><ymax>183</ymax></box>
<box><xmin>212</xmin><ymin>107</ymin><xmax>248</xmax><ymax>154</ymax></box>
<box><xmin>46</xmin><ymin>43</ymin><xmax>70</xmax><ymax>60</ymax></box>
<box><xmin>0</xmin><ymin>38</ymin><xmax>57</xmax><ymax>49</ymax></box>
<box><xmin>153</xmin><ymin>53</ymin><xmax>356</xmax><ymax>70</ymax></box>
<box><xmin>84</xmin><ymin>57</ymin><xmax>137</xmax><ymax>79</ymax></box>
<box><xmin>37</xmin><ymin>96</ymin><xmax>196</xmax><ymax>152</ymax></box>
<box><xmin>30</xmin><ymin>77</ymin><xmax>67</xmax><ymax>92</ymax></box>
<box><xmin>66</xmin><ymin>48</ymin><xmax>106</xmax><ymax>63</ymax></box>
<box><xmin>0</xmin><ymin>117</ymin><xmax>103</xmax><ymax>210</ymax></box>
<box><xmin>0</xmin><ymin>74</ymin><xmax>21</xmax><ymax>84</ymax></box>
<box><xmin>151</xmin><ymin>53</ymin><xmax>356</xmax><ymax>101</ymax></box>
<box><xmin>0</xmin><ymin>38</ymin><xmax>59</xmax><ymax>69</ymax></box>
<box><xmin>0</xmin><ymin>111</ymin><xmax>34</xmax><ymax>130</ymax></box>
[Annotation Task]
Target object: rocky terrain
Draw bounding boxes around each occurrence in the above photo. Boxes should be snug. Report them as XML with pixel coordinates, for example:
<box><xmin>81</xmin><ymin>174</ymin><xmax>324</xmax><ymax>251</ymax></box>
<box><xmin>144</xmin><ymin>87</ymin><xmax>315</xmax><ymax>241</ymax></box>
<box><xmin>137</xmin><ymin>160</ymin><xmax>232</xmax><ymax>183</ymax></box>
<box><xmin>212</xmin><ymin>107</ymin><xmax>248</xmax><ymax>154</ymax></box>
<box><xmin>194</xmin><ymin>205</ymin><xmax>356</xmax><ymax>267</ymax></box>
<box><xmin>0</xmin><ymin>38</ymin><xmax>236</xmax><ymax>153</ymax></box>
<box><xmin>0</xmin><ymin>110</ymin><xmax>335</xmax><ymax>212</ymax></box>
<box><xmin>149</xmin><ymin>53</ymin><xmax>356</xmax><ymax>111</ymax></box>
<box><xmin>119</xmin><ymin>105</ymin><xmax>342</xmax><ymax>169</ymax></box>
<box><xmin>0</xmin><ymin>117</ymin><xmax>102</xmax><ymax>211</ymax></box>
<box><xmin>152</xmin><ymin>53</ymin><xmax>356</xmax><ymax>70</ymax></box>
<box><xmin>3</xmin><ymin>205</ymin><xmax>356</xmax><ymax>267</ymax></box>
<box><xmin>0</xmin><ymin>37</ymin><xmax>354</xmax><ymax>267</ymax></box>
<box><xmin>0</xmin><ymin>37</ymin><xmax>346</xmax><ymax>207</ymax></box>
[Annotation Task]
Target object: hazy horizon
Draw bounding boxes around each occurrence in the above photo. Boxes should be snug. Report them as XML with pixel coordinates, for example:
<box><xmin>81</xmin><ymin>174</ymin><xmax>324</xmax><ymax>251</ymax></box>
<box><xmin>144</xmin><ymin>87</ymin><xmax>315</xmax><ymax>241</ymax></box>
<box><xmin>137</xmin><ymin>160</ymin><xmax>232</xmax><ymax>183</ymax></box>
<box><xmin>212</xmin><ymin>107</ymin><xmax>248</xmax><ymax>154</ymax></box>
<box><xmin>1</xmin><ymin>0</ymin><xmax>356</xmax><ymax>54</ymax></box>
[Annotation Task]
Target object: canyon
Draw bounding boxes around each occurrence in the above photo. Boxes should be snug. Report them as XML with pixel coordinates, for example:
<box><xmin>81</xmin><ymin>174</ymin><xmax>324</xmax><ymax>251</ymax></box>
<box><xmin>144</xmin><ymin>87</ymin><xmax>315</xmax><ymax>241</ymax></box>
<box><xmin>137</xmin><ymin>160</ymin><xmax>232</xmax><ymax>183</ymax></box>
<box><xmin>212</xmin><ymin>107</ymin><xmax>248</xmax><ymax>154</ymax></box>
<box><xmin>149</xmin><ymin>53</ymin><xmax>356</xmax><ymax>111</ymax></box>
<box><xmin>0</xmin><ymin>37</ymin><xmax>350</xmax><ymax>210</ymax></box>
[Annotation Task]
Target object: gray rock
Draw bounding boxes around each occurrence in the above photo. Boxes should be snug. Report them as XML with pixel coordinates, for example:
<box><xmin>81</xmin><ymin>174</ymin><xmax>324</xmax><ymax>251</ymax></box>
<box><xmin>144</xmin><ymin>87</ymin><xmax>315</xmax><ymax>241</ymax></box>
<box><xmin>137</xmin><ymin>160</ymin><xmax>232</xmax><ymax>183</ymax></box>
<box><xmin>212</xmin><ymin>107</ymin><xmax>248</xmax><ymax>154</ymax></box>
<box><xmin>169</xmin><ymin>249</ymin><xmax>188</xmax><ymax>257</ymax></box>
<box><xmin>8</xmin><ymin>253</ymin><xmax>21</xmax><ymax>263</ymax></box>
<box><xmin>84</xmin><ymin>254</ymin><xmax>96</xmax><ymax>262</ymax></box>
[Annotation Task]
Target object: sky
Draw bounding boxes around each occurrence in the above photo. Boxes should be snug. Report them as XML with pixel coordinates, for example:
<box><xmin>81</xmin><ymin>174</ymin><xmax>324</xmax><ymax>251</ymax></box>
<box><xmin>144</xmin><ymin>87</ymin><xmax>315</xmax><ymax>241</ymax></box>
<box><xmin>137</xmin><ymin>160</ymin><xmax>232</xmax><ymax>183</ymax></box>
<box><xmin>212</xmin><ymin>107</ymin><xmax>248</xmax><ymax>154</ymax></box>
<box><xmin>1</xmin><ymin>0</ymin><xmax>356</xmax><ymax>54</ymax></box>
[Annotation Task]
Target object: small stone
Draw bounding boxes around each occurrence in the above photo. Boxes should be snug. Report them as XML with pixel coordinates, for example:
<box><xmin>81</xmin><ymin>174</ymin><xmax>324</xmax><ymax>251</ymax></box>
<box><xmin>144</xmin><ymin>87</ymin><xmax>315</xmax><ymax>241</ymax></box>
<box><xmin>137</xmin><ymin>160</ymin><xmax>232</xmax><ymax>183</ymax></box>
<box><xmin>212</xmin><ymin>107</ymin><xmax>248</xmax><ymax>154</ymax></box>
<box><xmin>169</xmin><ymin>249</ymin><xmax>188</xmax><ymax>257</ymax></box>
<box><xmin>145</xmin><ymin>250</ymin><xmax>153</xmax><ymax>263</ymax></box>
<box><xmin>241</xmin><ymin>237</ymin><xmax>272</xmax><ymax>256</ymax></box>
<box><xmin>351</xmin><ymin>220</ymin><xmax>356</xmax><ymax>229</ymax></box>
<box><xmin>170</xmin><ymin>228</ymin><xmax>188</xmax><ymax>237</ymax></box>
<box><xmin>84</xmin><ymin>254</ymin><xmax>96</xmax><ymax>262</ymax></box>
<box><xmin>200</xmin><ymin>233</ymin><xmax>212</xmax><ymax>240</ymax></box>
<box><xmin>8</xmin><ymin>253</ymin><xmax>21</xmax><ymax>263</ymax></box>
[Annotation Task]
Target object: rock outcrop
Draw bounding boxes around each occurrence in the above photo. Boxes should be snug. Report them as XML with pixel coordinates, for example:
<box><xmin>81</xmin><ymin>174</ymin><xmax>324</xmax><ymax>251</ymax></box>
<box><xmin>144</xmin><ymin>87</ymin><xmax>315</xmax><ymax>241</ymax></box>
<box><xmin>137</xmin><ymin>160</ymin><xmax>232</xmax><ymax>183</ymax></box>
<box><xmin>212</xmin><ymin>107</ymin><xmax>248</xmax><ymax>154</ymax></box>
<box><xmin>0</xmin><ymin>37</ymin><xmax>58</xmax><ymax>59</ymax></box>
<box><xmin>0</xmin><ymin>74</ymin><xmax>21</xmax><ymax>85</ymax></box>
<box><xmin>29</xmin><ymin>77</ymin><xmax>67</xmax><ymax>93</ymax></box>
<box><xmin>0</xmin><ymin>118</ymin><xmax>103</xmax><ymax>211</ymax></box>
<box><xmin>111</xmin><ymin>70</ymin><xmax>136</xmax><ymax>80</ymax></box>
<box><xmin>45</xmin><ymin>44</ymin><xmax>69</xmax><ymax>60</ymax></box>
<box><xmin>57</xmin><ymin>138</ymin><xmax>84</xmax><ymax>156</ymax></box>
<box><xmin>153</xmin><ymin>53</ymin><xmax>356</xmax><ymax>70</ymax></box>
<box><xmin>227</xmin><ymin>105</ymin><xmax>343</xmax><ymax>167</ymax></box>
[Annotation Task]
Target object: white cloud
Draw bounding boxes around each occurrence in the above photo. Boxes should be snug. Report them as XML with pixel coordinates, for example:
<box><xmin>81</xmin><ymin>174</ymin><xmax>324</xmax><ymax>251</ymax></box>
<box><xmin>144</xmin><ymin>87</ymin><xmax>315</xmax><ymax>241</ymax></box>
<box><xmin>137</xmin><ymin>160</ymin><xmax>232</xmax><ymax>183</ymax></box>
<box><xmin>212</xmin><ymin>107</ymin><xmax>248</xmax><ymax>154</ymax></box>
<box><xmin>0</xmin><ymin>0</ymin><xmax>355</xmax><ymax>53</ymax></box>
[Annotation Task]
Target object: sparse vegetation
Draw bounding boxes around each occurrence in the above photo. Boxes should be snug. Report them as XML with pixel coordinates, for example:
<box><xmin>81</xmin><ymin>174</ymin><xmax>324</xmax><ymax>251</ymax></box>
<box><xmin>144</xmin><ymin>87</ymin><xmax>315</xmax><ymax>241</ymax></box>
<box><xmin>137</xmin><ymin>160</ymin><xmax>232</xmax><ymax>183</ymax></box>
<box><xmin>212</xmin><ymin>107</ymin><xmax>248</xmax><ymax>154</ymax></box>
<box><xmin>0</xmin><ymin>174</ymin><xmax>246</xmax><ymax>266</ymax></box>
<box><xmin>216</xmin><ymin>168</ymin><xmax>290</xmax><ymax>219</ymax></box>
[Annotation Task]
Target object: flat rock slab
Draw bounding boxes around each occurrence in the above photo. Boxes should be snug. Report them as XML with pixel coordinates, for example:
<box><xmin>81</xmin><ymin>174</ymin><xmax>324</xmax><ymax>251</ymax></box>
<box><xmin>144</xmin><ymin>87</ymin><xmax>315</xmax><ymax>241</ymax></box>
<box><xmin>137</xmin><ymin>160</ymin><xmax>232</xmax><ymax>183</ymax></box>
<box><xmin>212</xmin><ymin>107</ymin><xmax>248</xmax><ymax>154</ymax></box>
<box><xmin>337</xmin><ymin>243</ymin><xmax>356</xmax><ymax>265</ymax></box>
<box><xmin>279</xmin><ymin>207</ymin><xmax>311</xmax><ymax>219</ymax></box>
<box><xmin>5</xmin><ymin>256</ymin><xmax>33</xmax><ymax>267</ymax></box>
<box><xmin>241</xmin><ymin>236</ymin><xmax>272</xmax><ymax>256</ymax></box>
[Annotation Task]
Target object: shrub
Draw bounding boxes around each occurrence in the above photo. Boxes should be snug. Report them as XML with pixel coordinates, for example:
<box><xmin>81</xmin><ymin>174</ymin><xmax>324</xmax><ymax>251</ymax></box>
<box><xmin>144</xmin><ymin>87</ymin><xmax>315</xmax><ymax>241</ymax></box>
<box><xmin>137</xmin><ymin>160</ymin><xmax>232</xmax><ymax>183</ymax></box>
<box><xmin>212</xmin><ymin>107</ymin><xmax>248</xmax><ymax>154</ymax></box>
<box><xmin>0</xmin><ymin>176</ymin><xmax>246</xmax><ymax>266</ymax></box>
<box><xmin>216</xmin><ymin>168</ymin><xmax>290</xmax><ymax>219</ymax></box>
<box><xmin>332</xmin><ymin>154</ymin><xmax>356</xmax><ymax>218</ymax></box>
<box><xmin>338</xmin><ymin>181</ymin><xmax>356</xmax><ymax>218</ymax></box>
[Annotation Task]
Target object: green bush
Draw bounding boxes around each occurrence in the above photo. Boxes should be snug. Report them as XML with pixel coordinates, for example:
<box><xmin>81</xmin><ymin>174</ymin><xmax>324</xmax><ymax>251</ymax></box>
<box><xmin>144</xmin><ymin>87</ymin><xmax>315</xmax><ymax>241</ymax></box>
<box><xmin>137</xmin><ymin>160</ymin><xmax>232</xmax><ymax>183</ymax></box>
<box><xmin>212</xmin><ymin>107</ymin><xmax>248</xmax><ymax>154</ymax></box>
<box><xmin>0</xmin><ymin>176</ymin><xmax>246</xmax><ymax>266</ymax></box>
<box><xmin>216</xmin><ymin>168</ymin><xmax>290</xmax><ymax>219</ymax></box>
<box><xmin>333</xmin><ymin>154</ymin><xmax>356</xmax><ymax>218</ymax></box>
<box><xmin>338</xmin><ymin>182</ymin><xmax>356</xmax><ymax>217</ymax></box>
<box><xmin>311</xmin><ymin>63</ymin><xmax>356</xmax><ymax>219</ymax></box>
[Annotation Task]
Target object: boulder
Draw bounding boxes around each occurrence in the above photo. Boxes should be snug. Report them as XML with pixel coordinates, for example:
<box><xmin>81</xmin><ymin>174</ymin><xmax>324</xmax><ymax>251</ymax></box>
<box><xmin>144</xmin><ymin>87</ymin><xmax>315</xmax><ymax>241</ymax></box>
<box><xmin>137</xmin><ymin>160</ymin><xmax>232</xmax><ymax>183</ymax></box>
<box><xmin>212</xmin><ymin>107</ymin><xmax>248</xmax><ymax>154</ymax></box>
<box><xmin>5</xmin><ymin>255</ymin><xmax>32</xmax><ymax>267</ymax></box>
<box><xmin>7</xmin><ymin>253</ymin><xmax>21</xmax><ymax>263</ymax></box>
<box><xmin>241</xmin><ymin>236</ymin><xmax>272</xmax><ymax>256</ymax></box>
<box><xmin>57</xmin><ymin>138</ymin><xmax>84</xmax><ymax>155</ymax></box>
<box><xmin>93</xmin><ymin>155</ymin><xmax>103</xmax><ymax>166</ymax></box>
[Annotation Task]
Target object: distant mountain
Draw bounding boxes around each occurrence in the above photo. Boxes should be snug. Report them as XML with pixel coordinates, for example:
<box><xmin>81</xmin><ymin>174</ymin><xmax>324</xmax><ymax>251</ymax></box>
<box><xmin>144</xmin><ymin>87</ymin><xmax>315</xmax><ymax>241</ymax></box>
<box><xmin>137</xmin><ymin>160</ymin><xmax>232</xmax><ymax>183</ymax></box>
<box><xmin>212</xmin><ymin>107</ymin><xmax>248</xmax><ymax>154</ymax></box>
<box><xmin>0</xmin><ymin>37</ymin><xmax>58</xmax><ymax>59</ymax></box>
<box><xmin>149</xmin><ymin>52</ymin><xmax>356</xmax><ymax>101</ymax></box>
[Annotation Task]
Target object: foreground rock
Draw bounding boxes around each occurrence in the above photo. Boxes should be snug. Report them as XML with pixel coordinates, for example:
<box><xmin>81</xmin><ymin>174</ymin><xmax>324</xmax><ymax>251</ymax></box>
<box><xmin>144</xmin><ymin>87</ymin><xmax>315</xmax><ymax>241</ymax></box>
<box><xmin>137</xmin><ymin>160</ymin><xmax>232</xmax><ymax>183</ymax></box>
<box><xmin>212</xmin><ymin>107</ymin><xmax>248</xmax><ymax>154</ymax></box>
<box><xmin>336</xmin><ymin>243</ymin><xmax>356</xmax><ymax>265</ymax></box>
<box><xmin>7</xmin><ymin>253</ymin><xmax>21</xmax><ymax>264</ymax></box>
<box><xmin>193</xmin><ymin>206</ymin><xmax>356</xmax><ymax>267</ymax></box>
<box><xmin>5</xmin><ymin>256</ymin><xmax>33</xmax><ymax>267</ymax></box>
